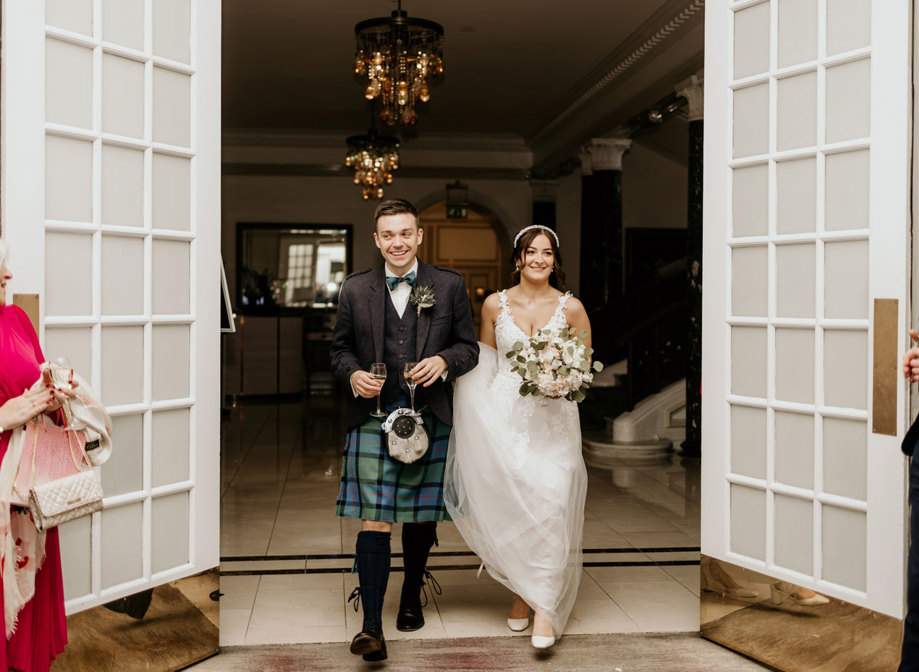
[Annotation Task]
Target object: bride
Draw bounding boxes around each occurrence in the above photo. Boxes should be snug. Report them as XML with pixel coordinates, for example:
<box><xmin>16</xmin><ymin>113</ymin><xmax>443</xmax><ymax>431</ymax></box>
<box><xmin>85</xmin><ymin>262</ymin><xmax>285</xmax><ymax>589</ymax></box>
<box><xmin>445</xmin><ymin>225</ymin><xmax>590</xmax><ymax>649</ymax></box>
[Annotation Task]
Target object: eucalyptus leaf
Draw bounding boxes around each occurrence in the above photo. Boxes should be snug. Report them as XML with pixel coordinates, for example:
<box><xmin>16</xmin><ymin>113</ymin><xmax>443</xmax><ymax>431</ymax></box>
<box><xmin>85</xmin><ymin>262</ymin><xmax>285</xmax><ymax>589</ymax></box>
<box><xmin>593</xmin><ymin>361</ymin><xmax>604</xmax><ymax>372</ymax></box>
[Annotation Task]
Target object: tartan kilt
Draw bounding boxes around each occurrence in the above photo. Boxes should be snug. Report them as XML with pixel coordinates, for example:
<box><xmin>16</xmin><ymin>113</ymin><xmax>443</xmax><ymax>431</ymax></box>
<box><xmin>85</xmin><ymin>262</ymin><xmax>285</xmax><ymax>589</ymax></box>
<box><xmin>336</xmin><ymin>397</ymin><xmax>452</xmax><ymax>523</ymax></box>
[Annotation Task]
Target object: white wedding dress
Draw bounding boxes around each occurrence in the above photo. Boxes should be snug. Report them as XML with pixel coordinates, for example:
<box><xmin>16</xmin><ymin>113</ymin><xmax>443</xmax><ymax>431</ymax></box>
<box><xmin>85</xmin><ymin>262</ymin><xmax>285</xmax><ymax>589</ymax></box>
<box><xmin>445</xmin><ymin>290</ymin><xmax>588</xmax><ymax>637</ymax></box>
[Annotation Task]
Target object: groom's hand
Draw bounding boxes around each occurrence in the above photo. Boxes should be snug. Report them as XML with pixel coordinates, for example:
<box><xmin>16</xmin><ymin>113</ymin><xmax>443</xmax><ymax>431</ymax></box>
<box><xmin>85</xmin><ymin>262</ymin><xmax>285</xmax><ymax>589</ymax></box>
<box><xmin>351</xmin><ymin>371</ymin><xmax>384</xmax><ymax>399</ymax></box>
<box><xmin>412</xmin><ymin>356</ymin><xmax>448</xmax><ymax>387</ymax></box>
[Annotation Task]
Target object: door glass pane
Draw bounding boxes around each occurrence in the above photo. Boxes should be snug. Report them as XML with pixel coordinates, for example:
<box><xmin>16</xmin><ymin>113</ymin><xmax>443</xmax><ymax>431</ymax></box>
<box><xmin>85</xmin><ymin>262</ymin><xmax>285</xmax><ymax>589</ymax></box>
<box><xmin>102</xmin><ymin>144</ymin><xmax>145</xmax><ymax>227</ymax></box>
<box><xmin>734</xmin><ymin>2</ymin><xmax>770</xmax><ymax>79</ymax></box>
<box><xmin>101</xmin><ymin>503</ymin><xmax>144</xmax><ymax>589</ymax></box>
<box><xmin>103</xmin><ymin>0</ymin><xmax>144</xmax><ymax>50</ymax></box>
<box><xmin>823</xmin><ymin>418</ymin><xmax>867</xmax><ymax>501</ymax></box>
<box><xmin>152</xmin><ymin>325</ymin><xmax>190</xmax><ymax>401</ymax></box>
<box><xmin>152</xmin><ymin>493</ymin><xmax>190</xmax><ymax>573</ymax></box>
<box><xmin>776</xmin><ymin>157</ymin><xmax>817</xmax><ymax>234</ymax></box>
<box><xmin>822</xmin><ymin>506</ymin><xmax>866</xmax><ymax>590</ymax></box>
<box><xmin>734</xmin><ymin>84</ymin><xmax>770</xmax><ymax>158</ymax></box>
<box><xmin>776</xmin><ymin>243</ymin><xmax>815</xmax><ymax>318</ymax></box>
<box><xmin>46</xmin><ymin>39</ymin><xmax>93</xmax><ymax>129</ymax></box>
<box><xmin>102</xmin><ymin>54</ymin><xmax>145</xmax><ymax>138</ymax></box>
<box><xmin>152</xmin><ymin>409</ymin><xmax>190</xmax><ymax>487</ymax></box>
<box><xmin>775</xmin><ymin>329</ymin><xmax>815</xmax><ymax>404</ymax></box>
<box><xmin>103</xmin><ymin>413</ymin><xmax>144</xmax><ymax>496</ymax></box>
<box><xmin>46</xmin><ymin>135</ymin><xmax>93</xmax><ymax>222</ymax></box>
<box><xmin>732</xmin><ymin>327</ymin><xmax>767</xmax><ymax>398</ymax></box>
<box><xmin>731</xmin><ymin>405</ymin><xmax>767</xmax><ymax>479</ymax></box>
<box><xmin>732</xmin><ymin>164</ymin><xmax>769</xmax><ymax>237</ymax></box>
<box><xmin>778</xmin><ymin>0</ymin><xmax>818</xmax><ymax>67</ymax></box>
<box><xmin>731</xmin><ymin>485</ymin><xmax>766</xmax><ymax>560</ymax></box>
<box><xmin>826</xmin><ymin>0</ymin><xmax>871</xmax><ymax>56</ymax></box>
<box><xmin>774</xmin><ymin>411</ymin><xmax>814</xmax><ymax>489</ymax></box>
<box><xmin>46</xmin><ymin>231</ymin><xmax>93</xmax><ymax>317</ymax></box>
<box><xmin>825</xmin><ymin>59</ymin><xmax>871</xmax><ymax>143</ymax></box>
<box><xmin>824</xmin><ymin>330</ymin><xmax>868</xmax><ymax>410</ymax></box>
<box><xmin>825</xmin><ymin>150</ymin><xmax>869</xmax><ymax>231</ymax></box>
<box><xmin>824</xmin><ymin>240</ymin><xmax>869</xmax><ymax>319</ymax></box>
<box><xmin>102</xmin><ymin>235</ymin><xmax>145</xmax><ymax>315</ymax></box>
<box><xmin>732</xmin><ymin>246</ymin><xmax>768</xmax><ymax>317</ymax></box>
<box><xmin>774</xmin><ymin>494</ymin><xmax>813</xmax><ymax>574</ymax></box>
<box><xmin>777</xmin><ymin>72</ymin><xmax>817</xmax><ymax>151</ymax></box>
<box><xmin>101</xmin><ymin>326</ymin><xmax>145</xmax><ymax>406</ymax></box>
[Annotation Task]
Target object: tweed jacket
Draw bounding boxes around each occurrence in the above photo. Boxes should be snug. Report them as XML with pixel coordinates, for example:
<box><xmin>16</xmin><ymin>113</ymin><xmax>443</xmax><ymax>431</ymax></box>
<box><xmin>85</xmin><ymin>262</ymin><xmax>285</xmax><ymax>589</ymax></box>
<box><xmin>330</xmin><ymin>259</ymin><xmax>479</xmax><ymax>429</ymax></box>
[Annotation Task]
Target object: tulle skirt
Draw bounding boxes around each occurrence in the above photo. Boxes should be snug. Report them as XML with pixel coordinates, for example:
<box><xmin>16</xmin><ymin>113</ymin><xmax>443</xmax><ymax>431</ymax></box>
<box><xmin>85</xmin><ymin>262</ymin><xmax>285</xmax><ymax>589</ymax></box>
<box><xmin>445</xmin><ymin>343</ymin><xmax>587</xmax><ymax>636</ymax></box>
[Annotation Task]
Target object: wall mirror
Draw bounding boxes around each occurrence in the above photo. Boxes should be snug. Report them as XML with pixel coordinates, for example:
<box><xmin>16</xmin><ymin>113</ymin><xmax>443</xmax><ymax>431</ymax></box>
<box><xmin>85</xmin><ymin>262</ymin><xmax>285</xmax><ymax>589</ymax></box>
<box><xmin>236</xmin><ymin>223</ymin><xmax>352</xmax><ymax>313</ymax></box>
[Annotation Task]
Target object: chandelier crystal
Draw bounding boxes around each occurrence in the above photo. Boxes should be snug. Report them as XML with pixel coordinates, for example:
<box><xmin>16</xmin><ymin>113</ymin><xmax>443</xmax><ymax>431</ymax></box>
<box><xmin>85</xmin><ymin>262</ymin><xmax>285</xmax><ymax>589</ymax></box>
<box><xmin>353</xmin><ymin>1</ymin><xmax>444</xmax><ymax>127</ymax></box>
<box><xmin>344</xmin><ymin>130</ymin><xmax>400</xmax><ymax>200</ymax></box>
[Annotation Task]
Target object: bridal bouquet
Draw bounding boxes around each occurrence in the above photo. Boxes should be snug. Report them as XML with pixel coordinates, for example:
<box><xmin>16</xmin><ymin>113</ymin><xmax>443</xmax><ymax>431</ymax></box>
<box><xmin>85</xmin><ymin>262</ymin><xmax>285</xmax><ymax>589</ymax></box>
<box><xmin>506</xmin><ymin>327</ymin><xmax>604</xmax><ymax>403</ymax></box>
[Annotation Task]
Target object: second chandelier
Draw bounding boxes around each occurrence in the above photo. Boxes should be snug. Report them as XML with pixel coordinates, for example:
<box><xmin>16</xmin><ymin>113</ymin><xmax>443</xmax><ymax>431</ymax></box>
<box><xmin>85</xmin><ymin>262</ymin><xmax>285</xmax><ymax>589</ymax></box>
<box><xmin>353</xmin><ymin>1</ymin><xmax>444</xmax><ymax>127</ymax></box>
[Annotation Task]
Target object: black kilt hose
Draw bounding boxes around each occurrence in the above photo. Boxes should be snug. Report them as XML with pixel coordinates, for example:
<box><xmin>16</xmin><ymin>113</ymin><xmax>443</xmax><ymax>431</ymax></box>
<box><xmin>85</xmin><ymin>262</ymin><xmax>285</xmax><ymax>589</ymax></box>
<box><xmin>336</xmin><ymin>398</ymin><xmax>452</xmax><ymax>522</ymax></box>
<box><xmin>329</xmin><ymin>261</ymin><xmax>479</xmax><ymax>524</ymax></box>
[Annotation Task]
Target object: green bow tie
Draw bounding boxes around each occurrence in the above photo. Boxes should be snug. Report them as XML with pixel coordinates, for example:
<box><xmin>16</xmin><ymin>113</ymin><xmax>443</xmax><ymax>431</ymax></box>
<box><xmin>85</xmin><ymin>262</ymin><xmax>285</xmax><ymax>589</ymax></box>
<box><xmin>386</xmin><ymin>271</ymin><xmax>416</xmax><ymax>291</ymax></box>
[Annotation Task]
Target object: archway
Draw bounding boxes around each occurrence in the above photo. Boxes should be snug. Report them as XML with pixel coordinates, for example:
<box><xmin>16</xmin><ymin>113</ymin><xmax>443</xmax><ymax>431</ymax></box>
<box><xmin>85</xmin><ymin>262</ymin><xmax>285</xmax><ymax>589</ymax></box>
<box><xmin>418</xmin><ymin>201</ymin><xmax>511</xmax><ymax>330</ymax></box>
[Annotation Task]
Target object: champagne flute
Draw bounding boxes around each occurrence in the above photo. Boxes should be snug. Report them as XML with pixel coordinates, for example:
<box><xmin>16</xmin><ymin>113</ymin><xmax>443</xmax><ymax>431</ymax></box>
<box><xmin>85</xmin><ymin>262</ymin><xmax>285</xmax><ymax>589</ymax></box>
<box><xmin>403</xmin><ymin>361</ymin><xmax>418</xmax><ymax>413</ymax></box>
<box><xmin>50</xmin><ymin>355</ymin><xmax>75</xmax><ymax>429</ymax></box>
<box><xmin>369</xmin><ymin>362</ymin><xmax>387</xmax><ymax>418</ymax></box>
<box><xmin>51</xmin><ymin>355</ymin><xmax>74</xmax><ymax>392</ymax></box>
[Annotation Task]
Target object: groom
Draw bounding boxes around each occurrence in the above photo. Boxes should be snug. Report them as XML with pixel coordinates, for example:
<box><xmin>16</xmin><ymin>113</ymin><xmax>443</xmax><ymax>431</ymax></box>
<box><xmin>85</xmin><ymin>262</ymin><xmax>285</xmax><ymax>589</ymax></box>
<box><xmin>331</xmin><ymin>198</ymin><xmax>478</xmax><ymax>661</ymax></box>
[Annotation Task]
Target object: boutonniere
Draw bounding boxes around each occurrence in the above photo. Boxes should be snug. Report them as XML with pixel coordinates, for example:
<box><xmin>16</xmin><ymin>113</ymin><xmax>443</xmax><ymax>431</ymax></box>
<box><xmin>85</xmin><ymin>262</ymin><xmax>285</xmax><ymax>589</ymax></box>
<box><xmin>409</xmin><ymin>285</ymin><xmax>436</xmax><ymax>316</ymax></box>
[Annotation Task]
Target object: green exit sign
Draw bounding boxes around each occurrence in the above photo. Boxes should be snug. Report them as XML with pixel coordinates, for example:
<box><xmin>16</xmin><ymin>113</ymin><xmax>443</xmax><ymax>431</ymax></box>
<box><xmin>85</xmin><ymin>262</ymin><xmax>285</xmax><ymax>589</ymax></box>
<box><xmin>446</xmin><ymin>204</ymin><xmax>468</xmax><ymax>219</ymax></box>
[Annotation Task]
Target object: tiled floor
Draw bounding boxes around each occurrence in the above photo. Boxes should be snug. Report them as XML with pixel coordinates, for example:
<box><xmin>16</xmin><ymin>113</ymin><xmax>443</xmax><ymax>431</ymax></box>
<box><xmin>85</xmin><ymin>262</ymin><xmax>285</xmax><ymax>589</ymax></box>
<box><xmin>219</xmin><ymin>398</ymin><xmax>702</xmax><ymax>647</ymax></box>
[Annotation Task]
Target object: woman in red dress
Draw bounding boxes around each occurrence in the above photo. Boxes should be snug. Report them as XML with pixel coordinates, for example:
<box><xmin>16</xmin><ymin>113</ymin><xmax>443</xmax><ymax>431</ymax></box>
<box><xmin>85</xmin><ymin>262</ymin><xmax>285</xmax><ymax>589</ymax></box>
<box><xmin>0</xmin><ymin>241</ymin><xmax>69</xmax><ymax>671</ymax></box>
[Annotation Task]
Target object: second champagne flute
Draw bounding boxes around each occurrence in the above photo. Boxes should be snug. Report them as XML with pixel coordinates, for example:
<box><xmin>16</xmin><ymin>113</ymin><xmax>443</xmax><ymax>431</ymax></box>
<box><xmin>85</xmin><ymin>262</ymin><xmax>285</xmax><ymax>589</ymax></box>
<box><xmin>370</xmin><ymin>363</ymin><xmax>387</xmax><ymax>418</ymax></box>
<box><xmin>403</xmin><ymin>361</ymin><xmax>418</xmax><ymax>413</ymax></box>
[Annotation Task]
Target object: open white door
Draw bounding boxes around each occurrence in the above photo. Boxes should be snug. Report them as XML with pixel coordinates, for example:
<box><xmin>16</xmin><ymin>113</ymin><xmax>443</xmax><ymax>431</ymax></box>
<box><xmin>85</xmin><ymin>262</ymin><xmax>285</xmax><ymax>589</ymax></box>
<box><xmin>2</xmin><ymin>0</ymin><xmax>220</xmax><ymax>617</ymax></box>
<box><xmin>703</xmin><ymin>0</ymin><xmax>909</xmax><ymax>620</ymax></box>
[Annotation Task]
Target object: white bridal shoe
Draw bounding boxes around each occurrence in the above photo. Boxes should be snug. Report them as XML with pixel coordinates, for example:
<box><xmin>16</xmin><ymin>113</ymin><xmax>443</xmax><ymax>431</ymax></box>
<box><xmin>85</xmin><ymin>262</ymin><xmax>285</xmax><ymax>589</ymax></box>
<box><xmin>531</xmin><ymin>634</ymin><xmax>556</xmax><ymax>649</ymax></box>
<box><xmin>506</xmin><ymin>616</ymin><xmax>530</xmax><ymax>632</ymax></box>
<box><xmin>530</xmin><ymin>612</ymin><xmax>556</xmax><ymax>649</ymax></box>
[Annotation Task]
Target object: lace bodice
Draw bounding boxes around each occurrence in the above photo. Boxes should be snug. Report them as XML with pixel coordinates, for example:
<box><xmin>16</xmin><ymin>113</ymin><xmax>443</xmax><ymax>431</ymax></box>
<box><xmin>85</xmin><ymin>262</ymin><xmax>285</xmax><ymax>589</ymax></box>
<box><xmin>495</xmin><ymin>290</ymin><xmax>572</xmax><ymax>377</ymax></box>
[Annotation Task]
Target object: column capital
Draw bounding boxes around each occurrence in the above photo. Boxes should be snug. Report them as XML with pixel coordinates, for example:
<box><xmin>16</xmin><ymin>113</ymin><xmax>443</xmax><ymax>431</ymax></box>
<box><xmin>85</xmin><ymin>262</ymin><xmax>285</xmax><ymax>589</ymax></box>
<box><xmin>529</xmin><ymin>179</ymin><xmax>559</xmax><ymax>202</ymax></box>
<box><xmin>676</xmin><ymin>73</ymin><xmax>704</xmax><ymax>122</ymax></box>
<box><xmin>579</xmin><ymin>137</ymin><xmax>632</xmax><ymax>175</ymax></box>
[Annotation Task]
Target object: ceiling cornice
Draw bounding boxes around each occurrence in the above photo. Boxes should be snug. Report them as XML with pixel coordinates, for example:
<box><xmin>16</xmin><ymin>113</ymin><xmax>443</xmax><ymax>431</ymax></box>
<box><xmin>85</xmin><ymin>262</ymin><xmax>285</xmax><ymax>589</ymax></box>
<box><xmin>528</xmin><ymin>0</ymin><xmax>705</xmax><ymax>146</ymax></box>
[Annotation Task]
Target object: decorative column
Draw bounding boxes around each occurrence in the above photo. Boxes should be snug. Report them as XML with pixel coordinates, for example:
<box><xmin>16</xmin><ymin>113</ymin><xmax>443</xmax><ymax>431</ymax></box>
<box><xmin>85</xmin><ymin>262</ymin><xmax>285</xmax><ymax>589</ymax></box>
<box><xmin>677</xmin><ymin>73</ymin><xmax>703</xmax><ymax>458</ymax></box>
<box><xmin>578</xmin><ymin>138</ymin><xmax>631</xmax><ymax>311</ymax></box>
<box><xmin>530</xmin><ymin>179</ymin><xmax>559</xmax><ymax>231</ymax></box>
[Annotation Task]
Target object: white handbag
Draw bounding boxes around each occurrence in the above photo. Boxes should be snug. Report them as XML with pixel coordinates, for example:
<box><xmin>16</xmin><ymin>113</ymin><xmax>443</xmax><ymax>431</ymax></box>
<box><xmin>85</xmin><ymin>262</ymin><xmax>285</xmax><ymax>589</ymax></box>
<box><xmin>29</xmin><ymin>470</ymin><xmax>103</xmax><ymax>532</ymax></box>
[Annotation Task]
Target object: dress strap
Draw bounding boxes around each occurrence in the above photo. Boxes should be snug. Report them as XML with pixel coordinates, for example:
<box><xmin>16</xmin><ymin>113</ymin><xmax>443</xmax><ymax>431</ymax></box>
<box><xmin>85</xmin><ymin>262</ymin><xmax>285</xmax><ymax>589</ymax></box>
<box><xmin>557</xmin><ymin>291</ymin><xmax>572</xmax><ymax>308</ymax></box>
<box><xmin>498</xmin><ymin>289</ymin><xmax>510</xmax><ymax>314</ymax></box>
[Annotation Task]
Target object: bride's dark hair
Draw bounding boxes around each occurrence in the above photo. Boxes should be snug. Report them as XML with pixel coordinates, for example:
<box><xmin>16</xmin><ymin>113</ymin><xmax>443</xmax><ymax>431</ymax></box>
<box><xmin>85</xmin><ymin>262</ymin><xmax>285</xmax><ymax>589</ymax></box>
<box><xmin>510</xmin><ymin>227</ymin><xmax>567</xmax><ymax>291</ymax></box>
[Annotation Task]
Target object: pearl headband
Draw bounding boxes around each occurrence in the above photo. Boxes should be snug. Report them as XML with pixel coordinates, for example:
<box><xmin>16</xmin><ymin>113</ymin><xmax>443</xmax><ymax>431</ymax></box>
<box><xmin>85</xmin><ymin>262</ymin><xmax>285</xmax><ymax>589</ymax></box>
<box><xmin>513</xmin><ymin>225</ymin><xmax>560</xmax><ymax>249</ymax></box>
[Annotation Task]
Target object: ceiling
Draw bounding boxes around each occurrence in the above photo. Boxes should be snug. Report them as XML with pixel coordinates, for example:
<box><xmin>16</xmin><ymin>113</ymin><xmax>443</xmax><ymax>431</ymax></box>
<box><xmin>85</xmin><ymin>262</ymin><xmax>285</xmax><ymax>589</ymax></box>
<box><xmin>221</xmin><ymin>0</ymin><xmax>704</xmax><ymax>170</ymax></box>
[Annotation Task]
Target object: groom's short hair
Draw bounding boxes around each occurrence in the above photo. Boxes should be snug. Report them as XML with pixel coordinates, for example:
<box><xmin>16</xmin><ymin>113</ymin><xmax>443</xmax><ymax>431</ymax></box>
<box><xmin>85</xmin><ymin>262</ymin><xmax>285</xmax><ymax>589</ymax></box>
<box><xmin>374</xmin><ymin>199</ymin><xmax>418</xmax><ymax>230</ymax></box>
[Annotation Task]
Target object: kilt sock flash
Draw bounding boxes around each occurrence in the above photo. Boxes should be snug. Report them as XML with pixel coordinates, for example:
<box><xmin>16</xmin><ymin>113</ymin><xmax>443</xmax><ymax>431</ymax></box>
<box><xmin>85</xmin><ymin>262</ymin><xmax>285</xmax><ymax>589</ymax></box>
<box><xmin>356</xmin><ymin>530</ymin><xmax>391</xmax><ymax>624</ymax></box>
<box><xmin>401</xmin><ymin>522</ymin><xmax>437</xmax><ymax>607</ymax></box>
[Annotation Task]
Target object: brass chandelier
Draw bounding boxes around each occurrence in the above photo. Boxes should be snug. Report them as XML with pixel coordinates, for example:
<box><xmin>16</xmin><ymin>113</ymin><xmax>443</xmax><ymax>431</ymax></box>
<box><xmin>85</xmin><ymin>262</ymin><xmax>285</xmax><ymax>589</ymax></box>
<box><xmin>345</xmin><ymin>129</ymin><xmax>400</xmax><ymax>200</ymax></box>
<box><xmin>353</xmin><ymin>0</ymin><xmax>444</xmax><ymax>127</ymax></box>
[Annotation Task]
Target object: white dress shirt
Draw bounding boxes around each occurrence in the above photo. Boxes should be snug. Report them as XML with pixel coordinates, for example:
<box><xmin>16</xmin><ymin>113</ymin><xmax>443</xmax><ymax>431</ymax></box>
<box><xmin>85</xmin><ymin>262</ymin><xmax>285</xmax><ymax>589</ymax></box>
<box><xmin>385</xmin><ymin>259</ymin><xmax>418</xmax><ymax>318</ymax></box>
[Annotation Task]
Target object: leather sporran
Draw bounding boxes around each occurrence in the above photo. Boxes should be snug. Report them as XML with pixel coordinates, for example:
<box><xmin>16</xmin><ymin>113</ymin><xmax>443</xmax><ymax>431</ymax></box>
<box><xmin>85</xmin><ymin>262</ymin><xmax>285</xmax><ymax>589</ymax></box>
<box><xmin>381</xmin><ymin>408</ymin><xmax>429</xmax><ymax>464</ymax></box>
<box><xmin>11</xmin><ymin>411</ymin><xmax>103</xmax><ymax>531</ymax></box>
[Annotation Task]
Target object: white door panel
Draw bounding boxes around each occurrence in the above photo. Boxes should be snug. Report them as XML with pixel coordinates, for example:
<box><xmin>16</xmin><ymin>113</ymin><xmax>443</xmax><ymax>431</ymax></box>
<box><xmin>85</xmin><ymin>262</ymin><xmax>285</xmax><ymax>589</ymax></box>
<box><xmin>703</xmin><ymin>0</ymin><xmax>908</xmax><ymax>617</ymax></box>
<box><xmin>2</xmin><ymin>0</ymin><xmax>220</xmax><ymax>614</ymax></box>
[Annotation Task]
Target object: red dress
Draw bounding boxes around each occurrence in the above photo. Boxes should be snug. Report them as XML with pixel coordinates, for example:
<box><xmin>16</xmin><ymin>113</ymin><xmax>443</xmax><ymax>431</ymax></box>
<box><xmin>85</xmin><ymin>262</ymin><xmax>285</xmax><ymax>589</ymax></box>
<box><xmin>0</xmin><ymin>305</ymin><xmax>68</xmax><ymax>671</ymax></box>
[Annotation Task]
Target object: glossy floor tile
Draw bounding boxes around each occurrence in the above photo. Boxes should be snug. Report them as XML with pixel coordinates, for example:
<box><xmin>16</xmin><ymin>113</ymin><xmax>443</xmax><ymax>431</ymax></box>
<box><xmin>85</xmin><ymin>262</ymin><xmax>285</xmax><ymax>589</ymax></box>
<box><xmin>219</xmin><ymin>399</ymin><xmax>704</xmax><ymax>646</ymax></box>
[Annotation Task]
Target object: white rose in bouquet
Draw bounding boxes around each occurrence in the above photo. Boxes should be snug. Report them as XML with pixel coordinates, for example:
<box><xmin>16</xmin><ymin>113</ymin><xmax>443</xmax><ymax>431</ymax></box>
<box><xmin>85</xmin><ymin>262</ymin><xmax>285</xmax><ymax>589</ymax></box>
<box><xmin>506</xmin><ymin>327</ymin><xmax>604</xmax><ymax>403</ymax></box>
